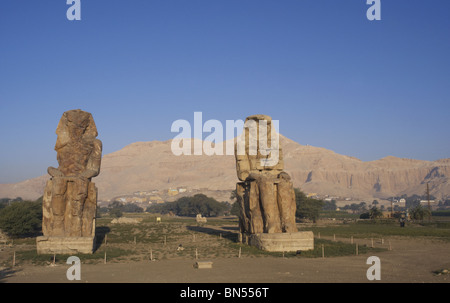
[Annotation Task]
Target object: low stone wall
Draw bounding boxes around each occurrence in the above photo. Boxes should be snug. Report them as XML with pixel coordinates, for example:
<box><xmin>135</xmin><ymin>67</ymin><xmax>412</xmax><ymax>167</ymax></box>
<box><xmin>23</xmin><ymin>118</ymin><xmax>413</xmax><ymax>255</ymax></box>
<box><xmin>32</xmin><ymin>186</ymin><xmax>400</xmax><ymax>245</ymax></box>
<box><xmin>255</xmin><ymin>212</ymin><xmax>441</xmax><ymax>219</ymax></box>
<box><xmin>36</xmin><ymin>236</ymin><xmax>95</xmax><ymax>254</ymax></box>
<box><xmin>248</xmin><ymin>231</ymin><xmax>314</xmax><ymax>252</ymax></box>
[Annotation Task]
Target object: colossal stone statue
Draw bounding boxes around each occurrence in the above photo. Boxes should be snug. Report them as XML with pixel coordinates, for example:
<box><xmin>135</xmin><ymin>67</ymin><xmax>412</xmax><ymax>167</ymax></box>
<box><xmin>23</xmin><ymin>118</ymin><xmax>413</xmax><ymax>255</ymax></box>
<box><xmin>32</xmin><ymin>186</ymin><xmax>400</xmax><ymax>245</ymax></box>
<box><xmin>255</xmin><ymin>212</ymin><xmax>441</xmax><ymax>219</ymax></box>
<box><xmin>37</xmin><ymin>109</ymin><xmax>102</xmax><ymax>254</ymax></box>
<box><xmin>235</xmin><ymin>115</ymin><xmax>313</xmax><ymax>252</ymax></box>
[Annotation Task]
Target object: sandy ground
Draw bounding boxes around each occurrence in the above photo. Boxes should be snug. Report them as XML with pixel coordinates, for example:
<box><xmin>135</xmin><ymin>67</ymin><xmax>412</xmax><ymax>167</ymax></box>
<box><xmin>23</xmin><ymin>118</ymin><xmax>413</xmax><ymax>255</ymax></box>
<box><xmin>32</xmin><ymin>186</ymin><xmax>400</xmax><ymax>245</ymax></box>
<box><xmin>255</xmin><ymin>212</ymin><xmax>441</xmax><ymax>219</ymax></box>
<box><xmin>1</xmin><ymin>236</ymin><xmax>449</xmax><ymax>283</ymax></box>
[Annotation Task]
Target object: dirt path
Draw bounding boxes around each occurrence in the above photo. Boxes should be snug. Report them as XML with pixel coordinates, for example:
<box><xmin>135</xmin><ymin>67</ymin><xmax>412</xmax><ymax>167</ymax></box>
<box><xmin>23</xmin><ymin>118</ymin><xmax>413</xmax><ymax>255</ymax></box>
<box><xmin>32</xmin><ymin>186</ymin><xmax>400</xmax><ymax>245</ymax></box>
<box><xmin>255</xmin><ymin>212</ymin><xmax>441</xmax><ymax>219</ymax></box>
<box><xmin>1</xmin><ymin>237</ymin><xmax>449</xmax><ymax>283</ymax></box>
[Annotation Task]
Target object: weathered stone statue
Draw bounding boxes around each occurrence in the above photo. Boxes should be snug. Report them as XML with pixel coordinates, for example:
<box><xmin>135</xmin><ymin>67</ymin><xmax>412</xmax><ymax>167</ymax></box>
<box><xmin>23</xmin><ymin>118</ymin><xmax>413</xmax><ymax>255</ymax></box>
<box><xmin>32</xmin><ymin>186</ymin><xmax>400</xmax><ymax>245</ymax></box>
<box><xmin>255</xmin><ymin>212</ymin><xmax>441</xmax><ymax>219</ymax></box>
<box><xmin>235</xmin><ymin>115</ymin><xmax>313</xmax><ymax>251</ymax></box>
<box><xmin>37</xmin><ymin>109</ymin><xmax>102</xmax><ymax>254</ymax></box>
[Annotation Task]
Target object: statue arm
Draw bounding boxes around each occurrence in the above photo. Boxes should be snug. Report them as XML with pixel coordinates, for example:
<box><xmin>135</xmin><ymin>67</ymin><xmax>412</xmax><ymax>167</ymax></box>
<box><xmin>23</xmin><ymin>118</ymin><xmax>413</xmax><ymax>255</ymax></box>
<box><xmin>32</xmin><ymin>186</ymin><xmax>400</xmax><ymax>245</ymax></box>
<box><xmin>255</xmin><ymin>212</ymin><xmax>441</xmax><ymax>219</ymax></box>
<box><xmin>80</xmin><ymin>139</ymin><xmax>102</xmax><ymax>179</ymax></box>
<box><xmin>47</xmin><ymin>166</ymin><xmax>64</xmax><ymax>177</ymax></box>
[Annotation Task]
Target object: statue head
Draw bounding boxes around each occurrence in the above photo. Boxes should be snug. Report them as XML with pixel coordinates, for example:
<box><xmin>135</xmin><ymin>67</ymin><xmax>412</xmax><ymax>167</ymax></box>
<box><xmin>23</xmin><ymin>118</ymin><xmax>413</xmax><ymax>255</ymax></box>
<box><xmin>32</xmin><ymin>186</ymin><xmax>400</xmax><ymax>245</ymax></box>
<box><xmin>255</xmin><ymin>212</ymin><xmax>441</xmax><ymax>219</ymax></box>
<box><xmin>235</xmin><ymin>114</ymin><xmax>284</xmax><ymax>181</ymax></box>
<box><xmin>55</xmin><ymin>109</ymin><xmax>98</xmax><ymax>149</ymax></box>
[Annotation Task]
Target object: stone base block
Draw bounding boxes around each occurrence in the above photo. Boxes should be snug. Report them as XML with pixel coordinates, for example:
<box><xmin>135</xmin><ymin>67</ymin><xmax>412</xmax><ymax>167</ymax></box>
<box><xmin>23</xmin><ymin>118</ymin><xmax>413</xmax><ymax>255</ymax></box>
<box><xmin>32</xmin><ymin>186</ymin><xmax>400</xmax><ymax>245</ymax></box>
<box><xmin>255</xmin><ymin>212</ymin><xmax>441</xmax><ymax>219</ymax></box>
<box><xmin>36</xmin><ymin>236</ymin><xmax>95</xmax><ymax>254</ymax></box>
<box><xmin>249</xmin><ymin>232</ymin><xmax>314</xmax><ymax>252</ymax></box>
<box><xmin>193</xmin><ymin>261</ymin><xmax>213</xmax><ymax>269</ymax></box>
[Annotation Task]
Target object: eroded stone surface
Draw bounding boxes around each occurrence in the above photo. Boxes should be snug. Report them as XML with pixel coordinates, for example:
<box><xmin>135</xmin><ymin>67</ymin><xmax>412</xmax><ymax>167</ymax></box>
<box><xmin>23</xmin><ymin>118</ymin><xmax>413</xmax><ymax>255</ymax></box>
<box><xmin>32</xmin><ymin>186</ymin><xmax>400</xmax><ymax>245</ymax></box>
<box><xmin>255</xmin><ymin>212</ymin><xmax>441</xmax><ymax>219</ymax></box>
<box><xmin>249</xmin><ymin>232</ymin><xmax>314</xmax><ymax>252</ymax></box>
<box><xmin>235</xmin><ymin>115</ymin><xmax>297</xmax><ymax>235</ymax></box>
<box><xmin>38</xmin><ymin>109</ymin><xmax>102</xmax><ymax>254</ymax></box>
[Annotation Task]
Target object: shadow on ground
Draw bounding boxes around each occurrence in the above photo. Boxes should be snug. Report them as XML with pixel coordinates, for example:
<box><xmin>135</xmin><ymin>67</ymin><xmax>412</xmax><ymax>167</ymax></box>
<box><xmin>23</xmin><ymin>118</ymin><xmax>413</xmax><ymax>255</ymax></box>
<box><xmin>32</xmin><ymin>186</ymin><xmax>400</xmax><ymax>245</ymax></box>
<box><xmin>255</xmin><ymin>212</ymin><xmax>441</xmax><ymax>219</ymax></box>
<box><xmin>186</xmin><ymin>225</ymin><xmax>238</xmax><ymax>242</ymax></box>
<box><xmin>94</xmin><ymin>226</ymin><xmax>111</xmax><ymax>252</ymax></box>
<box><xmin>0</xmin><ymin>268</ymin><xmax>20</xmax><ymax>282</ymax></box>
<box><xmin>222</xmin><ymin>226</ymin><xmax>239</xmax><ymax>231</ymax></box>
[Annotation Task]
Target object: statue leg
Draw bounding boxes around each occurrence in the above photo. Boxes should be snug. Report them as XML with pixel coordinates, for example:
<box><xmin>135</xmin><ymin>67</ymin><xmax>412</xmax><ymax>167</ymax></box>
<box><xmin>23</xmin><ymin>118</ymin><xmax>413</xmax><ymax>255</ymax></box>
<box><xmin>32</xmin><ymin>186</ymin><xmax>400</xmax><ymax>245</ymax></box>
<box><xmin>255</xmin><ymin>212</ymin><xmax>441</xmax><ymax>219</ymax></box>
<box><xmin>42</xmin><ymin>180</ymin><xmax>53</xmax><ymax>236</ymax></box>
<box><xmin>65</xmin><ymin>178</ymin><xmax>89</xmax><ymax>237</ymax></box>
<box><xmin>257</xmin><ymin>176</ymin><xmax>282</xmax><ymax>233</ymax></box>
<box><xmin>51</xmin><ymin>177</ymin><xmax>68</xmax><ymax>236</ymax></box>
<box><xmin>236</xmin><ymin>183</ymin><xmax>248</xmax><ymax>235</ymax></box>
<box><xmin>277</xmin><ymin>178</ymin><xmax>298</xmax><ymax>233</ymax></box>
<box><xmin>81</xmin><ymin>182</ymin><xmax>97</xmax><ymax>237</ymax></box>
<box><xmin>247</xmin><ymin>180</ymin><xmax>264</xmax><ymax>234</ymax></box>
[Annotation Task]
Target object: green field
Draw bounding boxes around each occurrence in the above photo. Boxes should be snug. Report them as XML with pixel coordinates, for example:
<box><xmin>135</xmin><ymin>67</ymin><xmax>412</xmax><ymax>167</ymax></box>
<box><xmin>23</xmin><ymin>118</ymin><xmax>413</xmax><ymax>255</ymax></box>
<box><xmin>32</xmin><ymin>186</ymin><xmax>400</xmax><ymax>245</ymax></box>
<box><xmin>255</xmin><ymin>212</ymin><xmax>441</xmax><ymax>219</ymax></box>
<box><xmin>4</xmin><ymin>212</ymin><xmax>450</xmax><ymax>266</ymax></box>
<box><xmin>302</xmin><ymin>220</ymin><xmax>450</xmax><ymax>240</ymax></box>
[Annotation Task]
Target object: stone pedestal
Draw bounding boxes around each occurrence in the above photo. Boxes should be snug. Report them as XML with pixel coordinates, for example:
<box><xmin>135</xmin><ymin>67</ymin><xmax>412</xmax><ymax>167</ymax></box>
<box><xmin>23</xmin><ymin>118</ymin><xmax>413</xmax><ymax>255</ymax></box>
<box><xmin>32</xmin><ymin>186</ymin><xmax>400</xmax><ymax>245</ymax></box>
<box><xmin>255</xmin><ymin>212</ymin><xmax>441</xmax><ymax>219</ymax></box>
<box><xmin>36</xmin><ymin>236</ymin><xmax>95</xmax><ymax>254</ymax></box>
<box><xmin>248</xmin><ymin>231</ymin><xmax>314</xmax><ymax>252</ymax></box>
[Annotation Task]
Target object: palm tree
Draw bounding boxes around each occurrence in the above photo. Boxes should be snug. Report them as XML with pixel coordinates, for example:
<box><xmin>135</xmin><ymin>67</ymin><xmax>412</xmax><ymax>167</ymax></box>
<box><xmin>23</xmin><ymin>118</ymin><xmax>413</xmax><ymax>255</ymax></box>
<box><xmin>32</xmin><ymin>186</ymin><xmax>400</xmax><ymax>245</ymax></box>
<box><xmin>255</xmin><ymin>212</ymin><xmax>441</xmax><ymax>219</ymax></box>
<box><xmin>369</xmin><ymin>206</ymin><xmax>382</xmax><ymax>219</ymax></box>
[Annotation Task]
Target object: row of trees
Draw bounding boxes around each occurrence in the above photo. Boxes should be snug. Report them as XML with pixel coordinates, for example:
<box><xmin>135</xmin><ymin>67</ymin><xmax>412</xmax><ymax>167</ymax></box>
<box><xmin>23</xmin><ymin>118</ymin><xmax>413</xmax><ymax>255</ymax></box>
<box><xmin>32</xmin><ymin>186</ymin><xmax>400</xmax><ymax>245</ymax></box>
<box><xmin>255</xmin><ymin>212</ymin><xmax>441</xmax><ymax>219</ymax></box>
<box><xmin>104</xmin><ymin>201</ymin><xmax>145</xmax><ymax>218</ymax></box>
<box><xmin>230</xmin><ymin>189</ymin><xmax>438</xmax><ymax>222</ymax></box>
<box><xmin>0</xmin><ymin>189</ymin><xmax>439</xmax><ymax>238</ymax></box>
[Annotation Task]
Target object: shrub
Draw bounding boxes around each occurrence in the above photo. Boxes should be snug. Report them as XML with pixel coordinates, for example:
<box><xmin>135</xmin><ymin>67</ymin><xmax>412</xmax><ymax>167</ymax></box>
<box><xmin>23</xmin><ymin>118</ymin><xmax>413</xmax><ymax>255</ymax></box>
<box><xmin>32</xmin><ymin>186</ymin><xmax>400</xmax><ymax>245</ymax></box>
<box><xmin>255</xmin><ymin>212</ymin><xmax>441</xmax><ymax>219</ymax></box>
<box><xmin>0</xmin><ymin>201</ymin><xmax>42</xmax><ymax>238</ymax></box>
<box><xmin>410</xmin><ymin>204</ymin><xmax>431</xmax><ymax>221</ymax></box>
<box><xmin>360</xmin><ymin>212</ymin><xmax>370</xmax><ymax>219</ymax></box>
<box><xmin>295</xmin><ymin>188</ymin><xmax>323</xmax><ymax>223</ymax></box>
<box><xmin>109</xmin><ymin>208</ymin><xmax>123</xmax><ymax>218</ymax></box>
<box><xmin>146</xmin><ymin>194</ymin><xmax>229</xmax><ymax>217</ymax></box>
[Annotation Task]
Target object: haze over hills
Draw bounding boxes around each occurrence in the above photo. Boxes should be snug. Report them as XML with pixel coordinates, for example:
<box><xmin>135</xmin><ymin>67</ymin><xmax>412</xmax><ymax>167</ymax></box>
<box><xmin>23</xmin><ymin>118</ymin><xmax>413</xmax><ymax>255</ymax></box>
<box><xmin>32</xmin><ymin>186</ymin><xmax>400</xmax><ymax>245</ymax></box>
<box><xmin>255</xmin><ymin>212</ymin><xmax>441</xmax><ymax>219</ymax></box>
<box><xmin>1</xmin><ymin>135</ymin><xmax>449</xmax><ymax>202</ymax></box>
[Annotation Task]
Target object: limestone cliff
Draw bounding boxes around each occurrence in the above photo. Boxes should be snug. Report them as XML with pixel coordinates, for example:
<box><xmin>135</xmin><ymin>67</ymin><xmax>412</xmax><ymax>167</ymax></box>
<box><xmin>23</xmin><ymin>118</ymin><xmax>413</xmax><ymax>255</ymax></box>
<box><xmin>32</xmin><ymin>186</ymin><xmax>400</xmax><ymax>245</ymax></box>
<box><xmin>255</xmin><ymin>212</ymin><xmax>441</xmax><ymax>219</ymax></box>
<box><xmin>1</xmin><ymin>135</ymin><xmax>449</xmax><ymax>201</ymax></box>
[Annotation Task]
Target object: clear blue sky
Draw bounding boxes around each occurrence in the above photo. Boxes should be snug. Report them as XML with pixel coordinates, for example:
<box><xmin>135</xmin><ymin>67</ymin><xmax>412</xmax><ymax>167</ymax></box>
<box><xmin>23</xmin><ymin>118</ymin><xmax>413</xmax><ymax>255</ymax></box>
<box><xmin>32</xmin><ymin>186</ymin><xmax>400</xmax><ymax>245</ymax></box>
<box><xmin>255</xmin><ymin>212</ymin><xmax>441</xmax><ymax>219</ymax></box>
<box><xmin>0</xmin><ymin>0</ymin><xmax>449</xmax><ymax>183</ymax></box>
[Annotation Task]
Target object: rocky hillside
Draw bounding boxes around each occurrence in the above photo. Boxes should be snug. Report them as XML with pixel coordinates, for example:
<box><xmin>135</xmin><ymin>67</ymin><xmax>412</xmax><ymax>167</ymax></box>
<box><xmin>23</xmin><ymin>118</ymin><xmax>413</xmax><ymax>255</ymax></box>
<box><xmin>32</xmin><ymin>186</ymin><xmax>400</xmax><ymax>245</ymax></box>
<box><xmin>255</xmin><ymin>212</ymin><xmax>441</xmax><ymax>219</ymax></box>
<box><xmin>0</xmin><ymin>135</ymin><xmax>449</xmax><ymax>202</ymax></box>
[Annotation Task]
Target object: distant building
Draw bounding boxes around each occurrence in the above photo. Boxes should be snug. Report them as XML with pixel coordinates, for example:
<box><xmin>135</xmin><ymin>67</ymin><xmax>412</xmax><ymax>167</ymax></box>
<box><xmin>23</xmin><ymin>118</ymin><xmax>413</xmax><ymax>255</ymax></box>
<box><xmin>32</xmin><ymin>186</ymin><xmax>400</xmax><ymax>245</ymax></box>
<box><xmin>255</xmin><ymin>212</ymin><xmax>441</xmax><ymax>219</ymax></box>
<box><xmin>149</xmin><ymin>195</ymin><xmax>164</xmax><ymax>204</ymax></box>
<box><xmin>127</xmin><ymin>197</ymin><xmax>147</xmax><ymax>203</ymax></box>
<box><xmin>168</xmin><ymin>188</ymin><xmax>179</xmax><ymax>196</ymax></box>
<box><xmin>381</xmin><ymin>211</ymin><xmax>394</xmax><ymax>218</ymax></box>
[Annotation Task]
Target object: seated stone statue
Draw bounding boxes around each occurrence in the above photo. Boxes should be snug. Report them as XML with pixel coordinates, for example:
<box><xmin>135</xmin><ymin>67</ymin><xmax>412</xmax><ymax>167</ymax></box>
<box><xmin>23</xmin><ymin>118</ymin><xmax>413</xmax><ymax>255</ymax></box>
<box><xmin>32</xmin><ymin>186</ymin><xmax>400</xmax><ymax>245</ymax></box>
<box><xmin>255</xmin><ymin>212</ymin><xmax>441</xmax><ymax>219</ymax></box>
<box><xmin>42</xmin><ymin>109</ymin><xmax>102</xmax><ymax>238</ymax></box>
<box><xmin>235</xmin><ymin>115</ymin><xmax>298</xmax><ymax>235</ymax></box>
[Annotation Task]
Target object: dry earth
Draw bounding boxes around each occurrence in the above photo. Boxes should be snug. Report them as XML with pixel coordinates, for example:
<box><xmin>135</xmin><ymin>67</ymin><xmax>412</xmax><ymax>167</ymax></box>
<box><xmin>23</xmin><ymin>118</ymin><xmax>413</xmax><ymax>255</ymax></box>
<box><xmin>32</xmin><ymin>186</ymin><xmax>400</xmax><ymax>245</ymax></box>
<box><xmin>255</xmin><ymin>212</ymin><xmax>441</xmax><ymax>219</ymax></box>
<box><xmin>1</xmin><ymin>237</ymin><xmax>449</xmax><ymax>283</ymax></box>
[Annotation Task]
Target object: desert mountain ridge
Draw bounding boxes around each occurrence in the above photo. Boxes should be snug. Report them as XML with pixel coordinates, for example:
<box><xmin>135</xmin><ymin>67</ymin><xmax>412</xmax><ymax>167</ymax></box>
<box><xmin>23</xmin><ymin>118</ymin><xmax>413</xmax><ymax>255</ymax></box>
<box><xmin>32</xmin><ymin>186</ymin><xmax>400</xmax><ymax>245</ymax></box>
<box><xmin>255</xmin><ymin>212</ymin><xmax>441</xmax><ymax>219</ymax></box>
<box><xmin>1</xmin><ymin>134</ymin><xmax>449</xmax><ymax>203</ymax></box>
